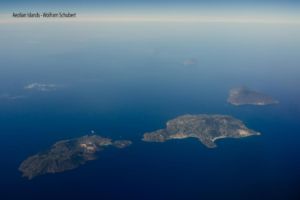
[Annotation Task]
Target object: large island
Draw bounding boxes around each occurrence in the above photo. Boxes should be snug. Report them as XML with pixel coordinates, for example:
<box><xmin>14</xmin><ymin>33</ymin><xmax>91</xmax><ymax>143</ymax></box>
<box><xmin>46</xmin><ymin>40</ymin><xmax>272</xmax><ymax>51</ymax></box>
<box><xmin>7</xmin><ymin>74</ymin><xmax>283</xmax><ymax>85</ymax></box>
<box><xmin>227</xmin><ymin>86</ymin><xmax>278</xmax><ymax>106</ymax></box>
<box><xmin>143</xmin><ymin>114</ymin><xmax>260</xmax><ymax>148</ymax></box>
<box><xmin>19</xmin><ymin>135</ymin><xmax>132</xmax><ymax>180</ymax></box>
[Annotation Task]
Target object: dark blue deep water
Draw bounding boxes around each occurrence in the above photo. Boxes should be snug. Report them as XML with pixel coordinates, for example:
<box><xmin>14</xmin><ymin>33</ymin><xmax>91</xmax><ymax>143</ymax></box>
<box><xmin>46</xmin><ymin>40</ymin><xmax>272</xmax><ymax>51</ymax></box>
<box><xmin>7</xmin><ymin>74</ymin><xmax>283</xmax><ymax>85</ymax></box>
<box><xmin>0</xmin><ymin>22</ymin><xmax>299</xmax><ymax>199</ymax></box>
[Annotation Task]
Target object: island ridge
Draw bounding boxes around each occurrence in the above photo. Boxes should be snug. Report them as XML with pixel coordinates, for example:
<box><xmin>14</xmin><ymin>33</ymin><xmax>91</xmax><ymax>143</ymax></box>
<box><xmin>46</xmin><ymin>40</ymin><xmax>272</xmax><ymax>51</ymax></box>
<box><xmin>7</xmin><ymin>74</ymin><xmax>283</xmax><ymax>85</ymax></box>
<box><xmin>143</xmin><ymin>114</ymin><xmax>260</xmax><ymax>148</ymax></box>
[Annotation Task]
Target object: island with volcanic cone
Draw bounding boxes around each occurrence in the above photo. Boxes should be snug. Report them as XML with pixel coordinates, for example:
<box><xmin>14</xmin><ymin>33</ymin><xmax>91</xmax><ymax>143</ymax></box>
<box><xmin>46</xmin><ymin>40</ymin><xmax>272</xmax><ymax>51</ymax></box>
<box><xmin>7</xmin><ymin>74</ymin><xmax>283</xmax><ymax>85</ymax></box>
<box><xmin>228</xmin><ymin>86</ymin><xmax>278</xmax><ymax>106</ymax></box>
<box><xmin>19</xmin><ymin>135</ymin><xmax>132</xmax><ymax>180</ymax></box>
<box><xmin>143</xmin><ymin>114</ymin><xmax>260</xmax><ymax>148</ymax></box>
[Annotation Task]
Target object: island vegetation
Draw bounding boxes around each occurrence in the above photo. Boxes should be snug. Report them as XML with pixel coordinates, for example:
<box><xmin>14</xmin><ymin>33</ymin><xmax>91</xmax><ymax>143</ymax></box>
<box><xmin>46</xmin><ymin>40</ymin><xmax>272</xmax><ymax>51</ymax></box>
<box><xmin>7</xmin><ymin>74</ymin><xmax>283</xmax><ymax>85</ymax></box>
<box><xmin>143</xmin><ymin>114</ymin><xmax>260</xmax><ymax>148</ymax></box>
<box><xmin>19</xmin><ymin>135</ymin><xmax>132</xmax><ymax>180</ymax></box>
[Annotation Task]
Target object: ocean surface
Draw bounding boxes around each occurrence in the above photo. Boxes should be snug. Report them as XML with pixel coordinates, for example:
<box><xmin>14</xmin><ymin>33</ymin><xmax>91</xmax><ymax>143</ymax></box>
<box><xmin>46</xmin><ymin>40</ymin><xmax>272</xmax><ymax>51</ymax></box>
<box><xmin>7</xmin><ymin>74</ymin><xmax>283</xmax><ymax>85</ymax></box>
<box><xmin>0</xmin><ymin>22</ymin><xmax>300</xmax><ymax>199</ymax></box>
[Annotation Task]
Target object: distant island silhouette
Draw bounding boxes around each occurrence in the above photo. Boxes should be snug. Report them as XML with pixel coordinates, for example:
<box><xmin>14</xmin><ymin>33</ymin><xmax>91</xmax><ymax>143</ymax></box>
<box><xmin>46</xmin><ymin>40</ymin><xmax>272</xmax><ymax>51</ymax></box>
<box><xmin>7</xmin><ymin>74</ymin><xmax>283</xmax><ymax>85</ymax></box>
<box><xmin>227</xmin><ymin>87</ymin><xmax>279</xmax><ymax>106</ymax></box>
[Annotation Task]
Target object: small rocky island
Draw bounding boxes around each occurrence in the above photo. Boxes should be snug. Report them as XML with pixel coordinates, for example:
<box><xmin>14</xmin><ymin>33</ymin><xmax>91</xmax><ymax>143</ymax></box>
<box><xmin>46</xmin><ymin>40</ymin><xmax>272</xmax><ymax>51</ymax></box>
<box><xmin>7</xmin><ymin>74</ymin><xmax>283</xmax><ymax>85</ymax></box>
<box><xmin>19</xmin><ymin>135</ymin><xmax>132</xmax><ymax>180</ymax></box>
<box><xmin>143</xmin><ymin>114</ymin><xmax>260</xmax><ymax>148</ymax></box>
<box><xmin>228</xmin><ymin>87</ymin><xmax>278</xmax><ymax>106</ymax></box>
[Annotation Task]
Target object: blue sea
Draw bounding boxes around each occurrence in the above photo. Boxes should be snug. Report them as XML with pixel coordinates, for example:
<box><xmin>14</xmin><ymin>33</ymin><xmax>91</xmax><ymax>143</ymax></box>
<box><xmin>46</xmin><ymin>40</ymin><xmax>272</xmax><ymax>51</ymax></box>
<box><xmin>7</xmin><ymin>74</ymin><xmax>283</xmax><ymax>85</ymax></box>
<box><xmin>0</xmin><ymin>22</ymin><xmax>300</xmax><ymax>199</ymax></box>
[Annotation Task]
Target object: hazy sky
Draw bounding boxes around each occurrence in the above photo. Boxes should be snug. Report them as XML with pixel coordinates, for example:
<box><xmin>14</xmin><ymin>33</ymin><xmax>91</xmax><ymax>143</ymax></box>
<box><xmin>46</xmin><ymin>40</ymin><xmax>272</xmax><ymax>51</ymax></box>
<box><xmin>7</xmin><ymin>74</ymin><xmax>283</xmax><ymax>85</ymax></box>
<box><xmin>2</xmin><ymin>0</ymin><xmax>300</xmax><ymax>10</ymax></box>
<box><xmin>2</xmin><ymin>0</ymin><xmax>300</xmax><ymax>4</ymax></box>
<box><xmin>1</xmin><ymin>0</ymin><xmax>299</xmax><ymax>23</ymax></box>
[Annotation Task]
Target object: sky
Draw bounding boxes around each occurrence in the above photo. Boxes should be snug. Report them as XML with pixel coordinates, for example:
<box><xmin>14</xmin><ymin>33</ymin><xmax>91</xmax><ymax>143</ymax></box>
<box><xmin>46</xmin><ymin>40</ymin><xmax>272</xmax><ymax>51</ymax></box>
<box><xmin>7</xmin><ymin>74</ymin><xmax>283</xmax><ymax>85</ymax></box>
<box><xmin>2</xmin><ymin>0</ymin><xmax>300</xmax><ymax>10</ymax></box>
<box><xmin>1</xmin><ymin>0</ymin><xmax>300</xmax><ymax>4</ymax></box>
<box><xmin>0</xmin><ymin>0</ymin><xmax>299</xmax><ymax>23</ymax></box>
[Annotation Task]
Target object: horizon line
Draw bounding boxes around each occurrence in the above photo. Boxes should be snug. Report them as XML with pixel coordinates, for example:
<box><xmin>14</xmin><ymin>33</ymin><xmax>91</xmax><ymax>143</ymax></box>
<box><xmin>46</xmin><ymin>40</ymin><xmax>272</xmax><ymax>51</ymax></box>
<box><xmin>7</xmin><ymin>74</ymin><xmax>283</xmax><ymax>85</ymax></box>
<box><xmin>1</xmin><ymin>14</ymin><xmax>300</xmax><ymax>24</ymax></box>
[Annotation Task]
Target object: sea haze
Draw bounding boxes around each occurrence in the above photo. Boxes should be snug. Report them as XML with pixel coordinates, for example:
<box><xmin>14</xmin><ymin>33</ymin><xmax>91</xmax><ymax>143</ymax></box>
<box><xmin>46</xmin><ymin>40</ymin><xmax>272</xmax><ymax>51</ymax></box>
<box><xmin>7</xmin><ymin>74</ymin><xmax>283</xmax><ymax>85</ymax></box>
<box><xmin>0</xmin><ymin>21</ymin><xmax>300</xmax><ymax>200</ymax></box>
